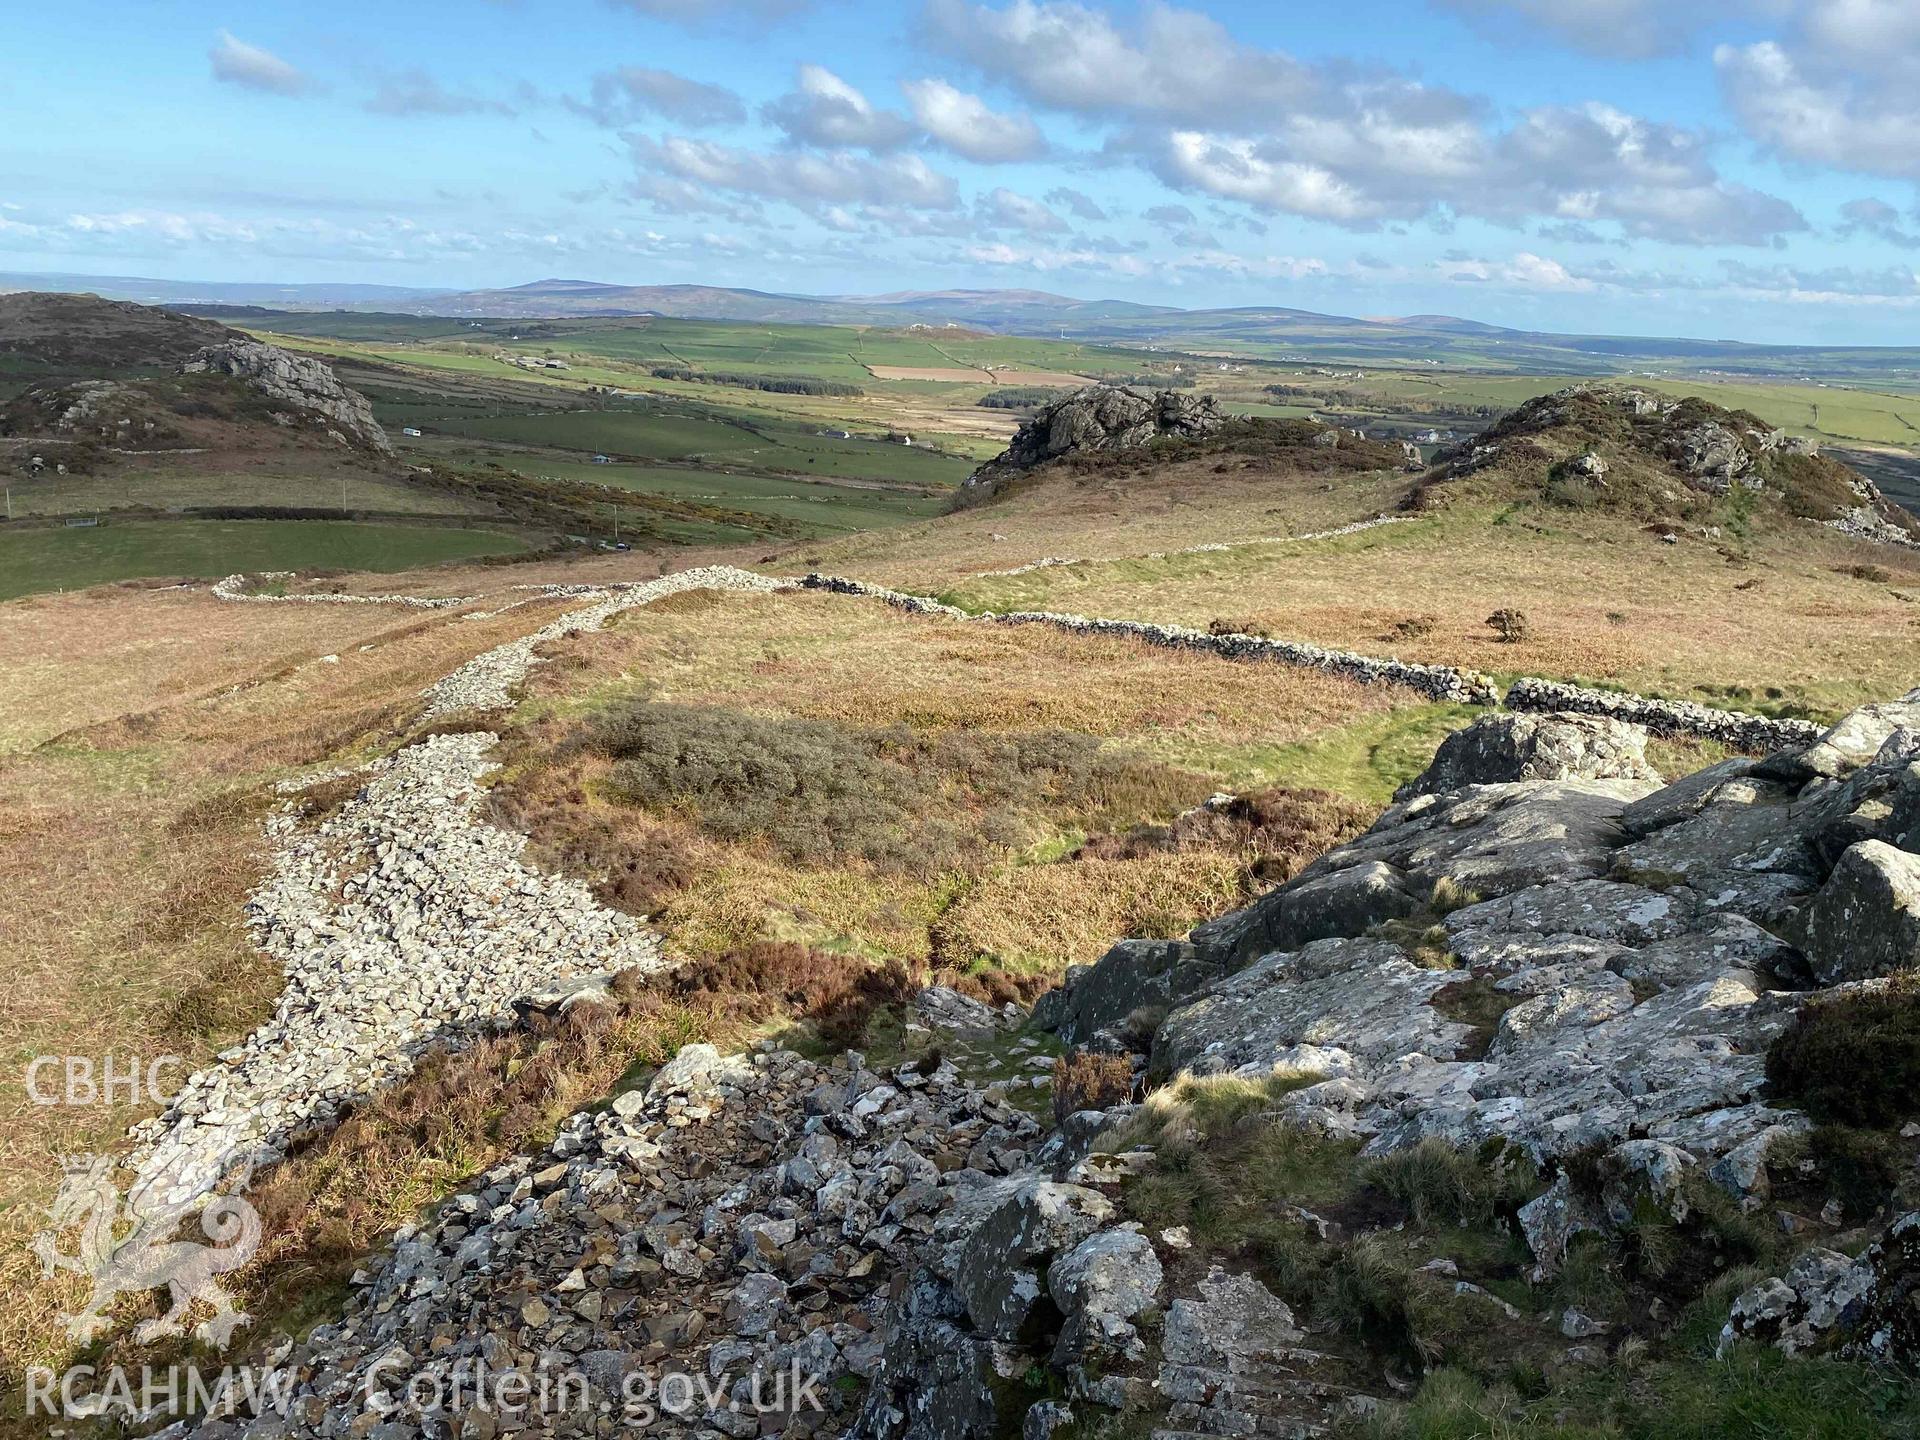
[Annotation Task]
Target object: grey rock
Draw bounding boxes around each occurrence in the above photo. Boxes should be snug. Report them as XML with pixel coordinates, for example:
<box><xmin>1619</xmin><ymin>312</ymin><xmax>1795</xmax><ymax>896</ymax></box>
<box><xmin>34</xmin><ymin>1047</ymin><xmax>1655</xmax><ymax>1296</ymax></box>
<box><xmin>953</xmin><ymin>1179</ymin><xmax>1115</xmax><ymax>1338</ymax></box>
<box><xmin>1398</xmin><ymin>712</ymin><xmax>1659</xmax><ymax>801</ymax></box>
<box><xmin>962</xmin><ymin>385</ymin><xmax>1225</xmax><ymax>498</ymax></box>
<box><xmin>181</xmin><ymin>338</ymin><xmax>391</xmax><ymax>453</ymax></box>
<box><xmin>1048</xmin><ymin>1226</ymin><xmax>1164</xmax><ymax>1363</ymax></box>
<box><xmin>1043</xmin><ymin>938</ymin><xmax>1219</xmax><ymax>1047</ymax></box>
<box><xmin>1194</xmin><ymin>860</ymin><xmax>1418</xmax><ymax>970</ymax></box>
<box><xmin>1799</xmin><ymin>840</ymin><xmax>1920</xmax><ymax>983</ymax></box>
<box><xmin>1154</xmin><ymin>937</ymin><xmax>1469</xmax><ymax>1079</ymax></box>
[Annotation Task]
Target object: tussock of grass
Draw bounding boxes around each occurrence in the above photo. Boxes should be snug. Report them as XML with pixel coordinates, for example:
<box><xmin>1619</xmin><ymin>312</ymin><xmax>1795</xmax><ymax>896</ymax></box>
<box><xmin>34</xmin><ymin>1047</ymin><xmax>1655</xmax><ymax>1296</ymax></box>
<box><xmin>1362</xmin><ymin>1138</ymin><xmax>1541</xmax><ymax>1229</ymax></box>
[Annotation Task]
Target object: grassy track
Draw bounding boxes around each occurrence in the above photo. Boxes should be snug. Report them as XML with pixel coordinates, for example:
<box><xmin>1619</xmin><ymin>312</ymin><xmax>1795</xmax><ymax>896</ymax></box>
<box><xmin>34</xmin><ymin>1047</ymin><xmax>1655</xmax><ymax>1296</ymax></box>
<box><xmin>0</xmin><ymin>520</ymin><xmax>531</xmax><ymax>600</ymax></box>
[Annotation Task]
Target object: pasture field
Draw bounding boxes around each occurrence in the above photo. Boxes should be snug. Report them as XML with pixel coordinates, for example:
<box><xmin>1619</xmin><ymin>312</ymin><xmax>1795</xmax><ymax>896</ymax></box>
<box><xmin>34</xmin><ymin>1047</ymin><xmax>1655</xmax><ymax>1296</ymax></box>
<box><xmin>414</xmin><ymin>400</ymin><xmax>975</xmax><ymax>486</ymax></box>
<box><xmin>0</xmin><ymin>519</ymin><xmax>531</xmax><ymax>600</ymax></box>
<box><xmin>916</xmin><ymin>498</ymin><xmax>1920</xmax><ymax>717</ymax></box>
<box><xmin>528</xmin><ymin>458</ymin><xmax>946</xmax><ymax>533</ymax></box>
<box><xmin>0</xmin><ymin>462</ymin><xmax>491</xmax><ymax>518</ymax></box>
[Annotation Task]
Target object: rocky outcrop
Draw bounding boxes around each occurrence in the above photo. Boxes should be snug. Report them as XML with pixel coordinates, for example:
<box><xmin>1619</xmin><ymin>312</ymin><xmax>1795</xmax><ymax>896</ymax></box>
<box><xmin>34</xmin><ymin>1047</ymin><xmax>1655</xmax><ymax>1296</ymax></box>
<box><xmin>1441</xmin><ymin>384</ymin><xmax>1920</xmax><ymax>537</ymax></box>
<box><xmin>962</xmin><ymin>385</ymin><xmax>1225</xmax><ymax>498</ymax></box>
<box><xmin>1043</xmin><ymin>690</ymin><xmax>1920</xmax><ymax>1227</ymax></box>
<box><xmin>181</xmin><ymin>337</ymin><xmax>393</xmax><ymax>453</ymax></box>
<box><xmin>1396</xmin><ymin>711</ymin><xmax>1660</xmax><ymax>800</ymax></box>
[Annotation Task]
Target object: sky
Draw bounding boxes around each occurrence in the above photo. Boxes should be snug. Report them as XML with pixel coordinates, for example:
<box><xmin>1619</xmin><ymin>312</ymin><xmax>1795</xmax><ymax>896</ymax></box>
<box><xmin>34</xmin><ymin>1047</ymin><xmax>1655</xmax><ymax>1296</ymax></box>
<box><xmin>4</xmin><ymin>0</ymin><xmax>1919</xmax><ymax>344</ymax></box>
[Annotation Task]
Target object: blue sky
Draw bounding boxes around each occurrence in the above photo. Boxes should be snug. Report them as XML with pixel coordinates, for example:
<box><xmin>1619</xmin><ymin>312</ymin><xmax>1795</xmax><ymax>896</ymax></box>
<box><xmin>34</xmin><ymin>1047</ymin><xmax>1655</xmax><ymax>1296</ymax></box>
<box><xmin>4</xmin><ymin>0</ymin><xmax>1918</xmax><ymax>343</ymax></box>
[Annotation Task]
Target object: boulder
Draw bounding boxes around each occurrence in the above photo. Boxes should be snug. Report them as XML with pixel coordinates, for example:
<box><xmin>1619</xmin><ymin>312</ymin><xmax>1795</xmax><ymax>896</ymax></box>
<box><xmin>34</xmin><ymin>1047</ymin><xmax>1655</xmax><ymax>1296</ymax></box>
<box><xmin>1042</xmin><ymin>939</ymin><xmax>1221</xmax><ymax>1047</ymax></box>
<box><xmin>1792</xmin><ymin>699</ymin><xmax>1920</xmax><ymax>781</ymax></box>
<box><xmin>1799</xmin><ymin>840</ymin><xmax>1920</xmax><ymax>984</ymax></box>
<box><xmin>1190</xmin><ymin>861</ymin><xmax>1418</xmax><ymax>970</ymax></box>
<box><xmin>1721</xmin><ymin>1212</ymin><xmax>1920</xmax><ymax>1367</ymax></box>
<box><xmin>1667</xmin><ymin>419</ymin><xmax>1755</xmax><ymax>489</ymax></box>
<box><xmin>1397</xmin><ymin>712</ymin><xmax>1659</xmax><ymax>800</ymax></box>
<box><xmin>1047</xmin><ymin>1226</ymin><xmax>1164</xmax><ymax>1364</ymax></box>
<box><xmin>953</xmin><ymin>1179</ymin><xmax>1115</xmax><ymax>1338</ymax></box>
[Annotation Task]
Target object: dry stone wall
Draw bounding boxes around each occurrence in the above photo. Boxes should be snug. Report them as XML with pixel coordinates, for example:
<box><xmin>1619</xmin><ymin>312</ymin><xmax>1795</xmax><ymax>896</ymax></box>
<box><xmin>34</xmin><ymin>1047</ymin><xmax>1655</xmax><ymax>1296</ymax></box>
<box><xmin>800</xmin><ymin>573</ymin><xmax>1500</xmax><ymax>704</ymax></box>
<box><xmin>1505</xmin><ymin>676</ymin><xmax>1822</xmax><ymax>752</ymax></box>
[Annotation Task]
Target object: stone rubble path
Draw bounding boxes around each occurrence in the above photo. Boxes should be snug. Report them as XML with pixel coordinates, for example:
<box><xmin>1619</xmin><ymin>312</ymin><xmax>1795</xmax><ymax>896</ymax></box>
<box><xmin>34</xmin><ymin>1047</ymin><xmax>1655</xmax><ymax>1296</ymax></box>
<box><xmin>127</xmin><ymin>565</ymin><xmax>785</xmax><ymax>1212</ymax></box>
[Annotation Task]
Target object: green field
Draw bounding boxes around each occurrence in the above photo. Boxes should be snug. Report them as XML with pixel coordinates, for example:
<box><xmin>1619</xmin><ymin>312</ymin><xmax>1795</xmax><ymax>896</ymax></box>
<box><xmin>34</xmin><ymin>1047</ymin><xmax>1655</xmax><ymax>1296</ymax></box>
<box><xmin>418</xmin><ymin>401</ymin><xmax>974</xmax><ymax>486</ymax></box>
<box><xmin>0</xmin><ymin>466</ymin><xmax>490</xmax><ymax>519</ymax></box>
<box><xmin>0</xmin><ymin>520</ymin><xmax>531</xmax><ymax>600</ymax></box>
<box><xmin>527</xmin><ymin>459</ymin><xmax>946</xmax><ymax>533</ymax></box>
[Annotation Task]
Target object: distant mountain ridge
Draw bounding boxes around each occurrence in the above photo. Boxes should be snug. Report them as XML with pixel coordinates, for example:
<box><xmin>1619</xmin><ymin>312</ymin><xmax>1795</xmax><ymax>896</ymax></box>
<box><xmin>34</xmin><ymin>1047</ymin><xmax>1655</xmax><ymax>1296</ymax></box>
<box><xmin>10</xmin><ymin>270</ymin><xmax>1920</xmax><ymax>379</ymax></box>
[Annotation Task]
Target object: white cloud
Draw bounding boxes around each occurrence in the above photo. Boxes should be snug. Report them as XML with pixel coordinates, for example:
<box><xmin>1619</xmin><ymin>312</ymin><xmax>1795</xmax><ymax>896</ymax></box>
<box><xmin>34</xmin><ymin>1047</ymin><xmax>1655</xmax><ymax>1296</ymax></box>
<box><xmin>1434</xmin><ymin>0</ymin><xmax>1765</xmax><ymax>58</ymax></box>
<box><xmin>1045</xmin><ymin>186</ymin><xmax>1107</xmax><ymax>221</ymax></box>
<box><xmin>208</xmin><ymin>31</ymin><xmax>314</xmax><ymax>97</ymax></box>
<box><xmin>1839</xmin><ymin>197</ymin><xmax>1920</xmax><ymax>248</ymax></box>
<box><xmin>930</xmin><ymin>0</ymin><xmax>1800</xmax><ymax>245</ymax></box>
<box><xmin>1718</xmin><ymin>7</ymin><xmax>1920</xmax><ymax>180</ymax></box>
<box><xmin>572</xmin><ymin>67</ymin><xmax>746</xmax><ymax>128</ymax></box>
<box><xmin>365</xmin><ymin>71</ymin><xmax>515</xmax><ymax>117</ymax></box>
<box><xmin>903</xmin><ymin>78</ymin><xmax>1045</xmax><ymax>162</ymax></box>
<box><xmin>762</xmin><ymin>65</ymin><xmax>914</xmax><ymax>151</ymax></box>
<box><xmin>978</xmin><ymin>187</ymin><xmax>1067</xmax><ymax>232</ymax></box>
<box><xmin>1438</xmin><ymin>250</ymin><xmax>1597</xmax><ymax>291</ymax></box>
<box><xmin>629</xmin><ymin>133</ymin><xmax>959</xmax><ymax>210</ymax></box>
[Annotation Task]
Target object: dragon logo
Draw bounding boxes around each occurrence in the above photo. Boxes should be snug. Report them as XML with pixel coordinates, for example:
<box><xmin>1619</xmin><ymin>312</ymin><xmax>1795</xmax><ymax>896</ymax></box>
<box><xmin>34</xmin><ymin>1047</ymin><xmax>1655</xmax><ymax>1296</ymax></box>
<box><xmin>32</xmin><ymin>1153</ymin><xmax>261</xmax><ymax>1350</ymax></box>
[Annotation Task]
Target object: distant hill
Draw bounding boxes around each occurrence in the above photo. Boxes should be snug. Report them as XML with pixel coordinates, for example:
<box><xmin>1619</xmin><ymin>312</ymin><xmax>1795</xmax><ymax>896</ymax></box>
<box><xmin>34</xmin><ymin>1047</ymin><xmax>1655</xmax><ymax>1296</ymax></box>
<box><xmin>12</xmin><ymin>270</ymin><xmax>1920</xmax><ymax>381</ymax></box>
<box><xmin>0</xmin><ymin>291</ymin><xmax>238</xmax><ymax>371</ymax></box>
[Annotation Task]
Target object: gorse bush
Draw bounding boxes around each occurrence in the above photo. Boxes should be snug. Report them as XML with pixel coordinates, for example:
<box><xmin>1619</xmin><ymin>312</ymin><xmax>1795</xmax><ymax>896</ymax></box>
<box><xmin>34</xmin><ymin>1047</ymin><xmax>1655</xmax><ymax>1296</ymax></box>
<box><xmin>583</xmin><ymin>701</ymin><xmax>1210</xmax><ymax>875</ymax></box>
<box><xmin>1766</xmin><ymin>972</ymin><xmax>1920</xmax><ymax>1127</ymax></box>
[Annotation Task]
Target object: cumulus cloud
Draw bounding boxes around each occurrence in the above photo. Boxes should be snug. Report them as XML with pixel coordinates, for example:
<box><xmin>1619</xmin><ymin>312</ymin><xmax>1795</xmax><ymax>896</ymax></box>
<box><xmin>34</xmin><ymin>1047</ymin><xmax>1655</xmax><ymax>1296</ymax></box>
<box><xmin>1130</xmin><ymin>94</ymin><xmax>1803</xmax><ymax>244</ymax></box>
<box><xmin>1718</xmin><ymin>5</ymin><xmax>1920</xmax><ymax>180</ymax></box>
<box><xmin>902</xmin><ymin>78</ymin><xmax>1045</xmax><ymax>161</ymax></box>
<box><xmin>628</xmin><ymin>133</ymin><xmax>959</xmax><ymax>210</ymax></box>
<box><xmin>763</xmin><ymin>65</ymin><xmax>915</xmax><ymax>150</ymax></box>
<box><xmin>208</xmin><ymin>31</ymin><xmax>314</xmax><ymax>97</ymax></box>
<box><xmin>1045</xmin><ymin>186</ymin><xmax>1107</xmax><ymax>221</ymax></box>
<box><xmin>1434</xmin><ymin>0</ymin><xmax>1762</xmax><ymax>58</ymax></box>
<box><xmin>365</xmin><ymin>71</ymin><xmax>515</xmax><ymax>117</ymax></box>
<box><xmin>929</xmin><ymin>0</ymin><xmax>1799</xmax><ymax>245</ymax></box>
<box><xmin>977</xmin><ymin>187</ymin><xmax>1067</xmax><ymax>232</ymax></box>
<box><xmin>603</xmin><ymin>0</ymin><xmax>810</xmax><ymax>24</ymax></box>
<box><xmin>572</xmin><ymin>66</ymin><xmax>746</xmax><ymax>127</ymax></box>
<box><xmin>1839</xmin><ymin>197</ymin><xmax>1920</xmax><ymax>248</ymax></box>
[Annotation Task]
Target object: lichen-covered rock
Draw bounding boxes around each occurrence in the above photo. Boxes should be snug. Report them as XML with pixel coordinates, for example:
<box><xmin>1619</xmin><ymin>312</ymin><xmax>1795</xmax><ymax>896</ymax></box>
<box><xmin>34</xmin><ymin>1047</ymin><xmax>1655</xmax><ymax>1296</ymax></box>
<box><xmin>1722</xmin><ymin>1212</ymin><xmax>1920</xmax><ymax>1367</ymax></box>
<box><xmin>962</xmin><ymin>385</ymin><xmax>1224</xmax><ymax>496</ymax></box>
<box><xmin>1398</xmin><ymin>712</ymin><xmax>1660</xmax><ymax>800</ymax></box>
<box><xmin>1667</xmin><ymin>419</ymin><xmax>1755</xmax><ymax>489</ymax></box>
<box><xmin>181</xmin><ymin>337</ymin><xmax>392</xmax><ymax>452</ymax></box>
<box><xmin>1191</xmin><ymin>860</ymin><xmax>1417</xmax><ymax>969</ymax></box>
<box><xmin>1153</xmin><ymin>937</ymin><xmax>1470</xmax><ymax>1079</ymax></box>
<box><xmin>953</xmin><ymin>1179</ymin><xmax>1115</xmax><ymax>1338</ymax></box>
<box><xmin>1799</xmin><ymin>840</ymin><xmax>1920</xmax><ymax>983</ymax></box>
<box><xmin>1047</xmin><ymin>1226</ymin><xmax>1163</xmax><ymax>1364</ymax></box>
<box><xmin>1042</xmin><ymin>939</ymin><xmax>1220</xmax><ymax>1047</ymax></box>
